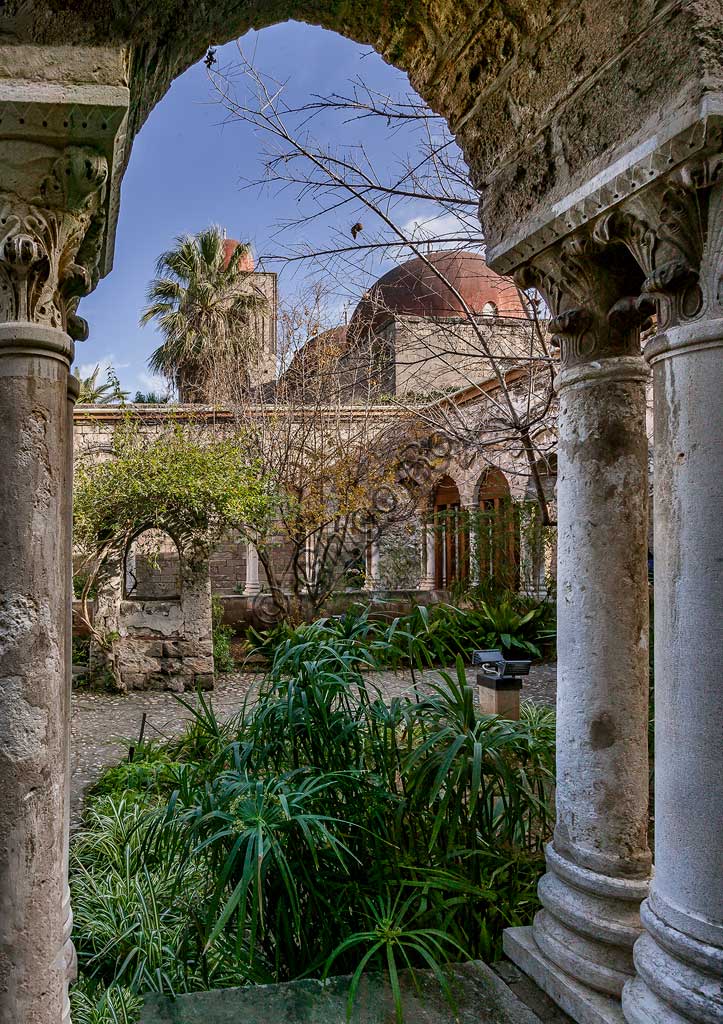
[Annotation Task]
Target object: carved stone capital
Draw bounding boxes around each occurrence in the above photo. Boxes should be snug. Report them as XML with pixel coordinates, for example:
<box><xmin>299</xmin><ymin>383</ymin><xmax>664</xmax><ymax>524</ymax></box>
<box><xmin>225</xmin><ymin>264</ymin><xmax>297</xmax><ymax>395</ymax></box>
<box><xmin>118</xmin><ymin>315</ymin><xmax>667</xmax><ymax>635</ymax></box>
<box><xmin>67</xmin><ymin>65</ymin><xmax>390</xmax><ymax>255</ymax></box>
<box><xmin>514</xmin><ymin>228</ymin><xmax>647</xmax><ymax>371</ymax></box>
<box><xmin>0</xmin><ymin>50</ymin><xmax>130</xmax><ymax>334</ymax></box>
<box><xmin>0</xmin><ymin>143</ymin><xmax>108</xmax><ymax>333</ymax></box>
<box><xmin>602</xmin><ymin>152</ymin><xmax>723</xmax><ymax>332</ymax></box>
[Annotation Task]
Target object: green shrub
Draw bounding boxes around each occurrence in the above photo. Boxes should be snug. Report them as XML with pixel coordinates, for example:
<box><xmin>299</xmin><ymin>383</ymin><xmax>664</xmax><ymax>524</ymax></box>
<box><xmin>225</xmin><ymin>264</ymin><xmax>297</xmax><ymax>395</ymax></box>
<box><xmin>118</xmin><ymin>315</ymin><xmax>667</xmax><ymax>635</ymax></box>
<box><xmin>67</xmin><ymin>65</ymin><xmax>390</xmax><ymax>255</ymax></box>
<box><xmin>212</xmin><ymin>597</ymin><xmax>236</xmax><ymax>673</ymax></box>
<box><xmin>70</xmin><ymin>619</ymin><xmax>556</xmax><ymax>1023</ymax></box>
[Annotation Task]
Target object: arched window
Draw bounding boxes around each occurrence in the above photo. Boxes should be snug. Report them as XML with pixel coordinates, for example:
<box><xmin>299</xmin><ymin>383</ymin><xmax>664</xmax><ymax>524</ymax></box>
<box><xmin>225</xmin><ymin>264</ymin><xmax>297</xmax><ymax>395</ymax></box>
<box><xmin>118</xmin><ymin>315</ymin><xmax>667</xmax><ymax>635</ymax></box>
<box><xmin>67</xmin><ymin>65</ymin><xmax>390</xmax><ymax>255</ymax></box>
<box><xmin>433</xmin><ymin>475</ymin><xmax>468</xmax><ymax>589</ymax></box>
<box><xmin>476</xmin><ymin>468</ymin><xmax>518</xmax><ymax>588</ymax></box>
<box><xmin>124</xmin><ymin>528</ymin><xmax>181</xmax><ymax>600</ymax></box>
<box><xmin>482</xmin><ymin>301</ymin><xmax>498</xmax><ymax>317</ymax></box>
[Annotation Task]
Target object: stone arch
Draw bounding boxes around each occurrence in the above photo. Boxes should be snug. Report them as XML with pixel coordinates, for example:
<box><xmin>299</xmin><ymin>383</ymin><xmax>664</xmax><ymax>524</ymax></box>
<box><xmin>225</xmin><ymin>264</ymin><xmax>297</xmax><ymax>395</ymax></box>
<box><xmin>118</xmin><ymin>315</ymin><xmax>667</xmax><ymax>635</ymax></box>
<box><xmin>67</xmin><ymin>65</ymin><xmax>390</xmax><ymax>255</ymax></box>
<box><xmin>474</xmin><ymin>466</ymin><xmax>518</xmax><ymax>590</ymax></box>
<box><xmin>124</xmin><ymin>525</ymin><xmax>182</xmax><ymax>600</ymax></box>
<box><xmin>432</xmin><ymin>472</ymin><xmax>467</xmax><ymax>589</ymax></box>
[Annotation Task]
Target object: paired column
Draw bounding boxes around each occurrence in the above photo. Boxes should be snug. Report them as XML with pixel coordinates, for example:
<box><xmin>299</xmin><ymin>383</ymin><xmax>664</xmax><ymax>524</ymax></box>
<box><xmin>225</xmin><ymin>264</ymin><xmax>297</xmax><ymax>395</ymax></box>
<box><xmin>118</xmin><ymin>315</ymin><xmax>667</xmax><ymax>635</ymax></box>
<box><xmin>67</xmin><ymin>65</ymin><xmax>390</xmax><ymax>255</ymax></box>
<box><xmin>504</xmin><ymin>236</ymin><xmax>652</xmax><ymax>1022</ymax></box>
<box><xmin>467</xmin><ymin>510</ymin><xmax>480</xmax><ymax>587</ymax></box>
<box><xmin>621</xmin><ymin>163</ymin><xmax>723</xmax><ymax>1024</ymax></box>
<box><xmin>0</xmin><ymin>324</ymin><xmax>76</xmax><ymax>1023</ymax></box>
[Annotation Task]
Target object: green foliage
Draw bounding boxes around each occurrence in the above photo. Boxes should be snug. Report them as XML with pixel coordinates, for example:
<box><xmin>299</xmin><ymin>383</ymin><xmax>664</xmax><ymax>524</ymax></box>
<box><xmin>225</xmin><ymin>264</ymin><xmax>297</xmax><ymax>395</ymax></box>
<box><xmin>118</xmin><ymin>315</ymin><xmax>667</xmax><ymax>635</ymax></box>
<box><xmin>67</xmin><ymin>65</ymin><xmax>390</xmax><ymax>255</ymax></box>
<box><xmin>70</xmin><ymin>976</ymin><xmax>142</xmax><ymax>1024</ymax></box>
<box><xmin>133</xmin><ymin>391</ymin><xmax>171</xmax><ymax>404</ymax></box>
<box><xmin>73</xmin><ymin>637</ymin><xmax>91</xmax><ymax>666</ymax></box>
<box><xmin>212</xmin><ymin>597</ymin><xmax>236</xmax><ymax>673</ymax></box>
<box><xmin>248</xmin><ymin>595</ymin><xmax>555</xmax><ymax>667</ymax></box>
<box><xmin>73</xmin><ymin>572</ymin><xmax>97</xmax><ymax>600</ymax></box>
<box><xmin>74</xmin><ymin>422</ymin><xmax>274</xmax><ymax>564</ymax></box>
<box><xmin>70</xmin><ymin>617</ymin><xmax>555</xmax><ymax>1023</ymax></box>
<box><xmin>75</xmin><ymin>364</ymin><xmax>129</xmax><ymax>406</ymax></box>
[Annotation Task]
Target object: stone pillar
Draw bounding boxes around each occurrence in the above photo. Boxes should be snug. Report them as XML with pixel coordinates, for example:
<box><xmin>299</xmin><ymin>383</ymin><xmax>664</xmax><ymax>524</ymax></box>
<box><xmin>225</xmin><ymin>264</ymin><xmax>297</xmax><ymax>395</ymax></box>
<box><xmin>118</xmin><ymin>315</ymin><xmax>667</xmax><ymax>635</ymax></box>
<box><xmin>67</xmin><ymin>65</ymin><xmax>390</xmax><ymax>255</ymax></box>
<box><xmin>0</xmin><ymin>60</ymin><xmax>127</xmax><ymax>1019</ymax></box>
<box><xmin>0</xmin><ymin>322</ymin><xmax>76</xmax><ymax>1023</ymax></box>
<box><xmin>467</xmin><ymin>508</ymin><xmax>480</xmax><ymax>587</ymax></box>
<box><xmin>245</xmin><ymin>540</ymin><xmax>261</xmax><ymax>595</ymax></box>
<box><xmin>365</xmin><ymin>534</ymin><xmax>380</xmax><ymax>590</ymax></box>
<box><xmin>304</xmin><ymin>533</ymin><xmax>317</xmax><ymax>590</ymax></box>
<box><xmin>618</xmin><ymin>156</ymin><xmax>723</xmax><ymax>1024</ymax></box>
<box><xmin>419</xmin><ymin>511</ymin><xmax>436</xmax><ymax>590</ymax></box>
<box><xmin>62</xmin><ymin>373</ymin><xmax>80</xmax><ymax>1021</ymax></box>
<box><xmin>504</xmin><ymin>232</ymin><xmax>652</xmax><ymax>1024</ymax></box>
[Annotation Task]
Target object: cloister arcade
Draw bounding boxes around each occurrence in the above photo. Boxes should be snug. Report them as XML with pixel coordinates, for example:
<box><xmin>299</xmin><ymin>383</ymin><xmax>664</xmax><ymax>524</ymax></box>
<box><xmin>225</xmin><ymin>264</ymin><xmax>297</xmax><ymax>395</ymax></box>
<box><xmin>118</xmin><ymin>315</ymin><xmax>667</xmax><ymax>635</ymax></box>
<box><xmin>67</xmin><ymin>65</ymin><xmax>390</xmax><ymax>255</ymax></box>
<box><xmin>0</xmin><ymin>3</ymin><xmax>721</xmax><ymax>1024</ymax></box>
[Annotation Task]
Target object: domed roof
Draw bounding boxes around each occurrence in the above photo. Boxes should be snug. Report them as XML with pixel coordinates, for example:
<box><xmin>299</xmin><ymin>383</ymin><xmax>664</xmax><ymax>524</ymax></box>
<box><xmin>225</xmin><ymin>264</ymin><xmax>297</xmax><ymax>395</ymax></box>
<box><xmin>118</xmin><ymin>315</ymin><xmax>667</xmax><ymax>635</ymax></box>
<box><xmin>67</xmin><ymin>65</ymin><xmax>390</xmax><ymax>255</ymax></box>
<box><xmin>350</xmin><ymin>250</ymin><xmax>526</xmax><ymax>332</ymax></box>
<box><xmin>283</xmin><ymin>325</ymin><xmax>348</xmax><ymax>383</ymax></box>
<box><xmin>222</xmin><ymin>238</ymin><xmax>255</xmax><ymax>272</ymax></box>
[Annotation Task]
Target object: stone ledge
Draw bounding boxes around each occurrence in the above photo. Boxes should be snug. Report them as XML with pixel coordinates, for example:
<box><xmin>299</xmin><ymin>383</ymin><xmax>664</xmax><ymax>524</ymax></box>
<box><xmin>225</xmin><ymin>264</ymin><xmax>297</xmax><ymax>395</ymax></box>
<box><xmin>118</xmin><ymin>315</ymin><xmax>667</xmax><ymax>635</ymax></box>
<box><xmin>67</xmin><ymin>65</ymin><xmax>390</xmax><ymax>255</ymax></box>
<box><xmin>503</xmin><ymin>928</ymin><xmax>625</xmax><ymax>1024</ymax></box>
<box><xmin>140</xmin><ymin>959</ymin><xmax>547</xmax><ymax>1024</ymax></box>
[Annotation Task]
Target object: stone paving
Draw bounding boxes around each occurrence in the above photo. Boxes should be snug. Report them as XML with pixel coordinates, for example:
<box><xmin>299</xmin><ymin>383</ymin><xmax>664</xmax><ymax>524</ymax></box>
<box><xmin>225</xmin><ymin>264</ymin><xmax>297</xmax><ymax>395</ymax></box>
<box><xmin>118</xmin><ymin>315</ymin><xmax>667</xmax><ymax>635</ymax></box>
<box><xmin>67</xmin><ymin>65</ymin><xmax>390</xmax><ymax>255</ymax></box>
<box><xmin>70</xmin><ymin>661</ymin><xmax>556</xmax><ymax>827</ymax></box>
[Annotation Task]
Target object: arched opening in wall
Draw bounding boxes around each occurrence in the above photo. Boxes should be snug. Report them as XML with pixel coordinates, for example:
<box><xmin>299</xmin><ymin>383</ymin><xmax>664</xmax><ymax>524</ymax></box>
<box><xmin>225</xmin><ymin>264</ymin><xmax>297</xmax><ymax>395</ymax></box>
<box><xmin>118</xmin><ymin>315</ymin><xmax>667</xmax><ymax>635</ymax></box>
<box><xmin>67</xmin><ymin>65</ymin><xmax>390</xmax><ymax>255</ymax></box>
<box><xmin>476</xmin><ymin>468</ymin><xmax>518</xmax><ymax>590</ymax></box>
<box><xmin>433</xmin><ymin>475</ymin><xmax>468</xmax><ymax>589</ymax></box>
<box><xmin>124</xmin><ymin>528</ymin><xmax>182</xmax><ymax>600</ymax></box>
<box><xmin>482</xmin><ymin>301</ymin><xmax>498</xmax><ymax>317</ymax></box>
<box><xmin>524</xmin><ymin>456</ymin><xmax>558</xmax><ymax>596</ymax></box>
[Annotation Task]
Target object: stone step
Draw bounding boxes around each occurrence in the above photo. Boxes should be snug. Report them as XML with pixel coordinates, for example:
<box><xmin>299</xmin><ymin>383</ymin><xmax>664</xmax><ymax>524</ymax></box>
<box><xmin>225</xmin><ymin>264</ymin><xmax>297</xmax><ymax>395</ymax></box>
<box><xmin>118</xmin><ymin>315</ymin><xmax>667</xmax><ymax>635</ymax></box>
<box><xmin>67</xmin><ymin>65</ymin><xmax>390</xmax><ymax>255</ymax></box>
<box><xmin>140</xmin><ymin>959</ymin><xmax>562</xmax><ymax>1023</ymax></box>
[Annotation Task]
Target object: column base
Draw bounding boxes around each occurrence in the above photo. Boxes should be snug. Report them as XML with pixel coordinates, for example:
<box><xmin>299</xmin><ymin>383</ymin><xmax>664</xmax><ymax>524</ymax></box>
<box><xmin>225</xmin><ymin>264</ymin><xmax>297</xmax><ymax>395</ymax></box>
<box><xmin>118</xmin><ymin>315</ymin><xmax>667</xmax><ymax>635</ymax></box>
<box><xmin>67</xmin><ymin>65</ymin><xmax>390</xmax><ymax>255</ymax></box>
<box><xmin>504</xmin><ymin>927</ymin><xmax>625</xmax><ymax>1024</ymax></box>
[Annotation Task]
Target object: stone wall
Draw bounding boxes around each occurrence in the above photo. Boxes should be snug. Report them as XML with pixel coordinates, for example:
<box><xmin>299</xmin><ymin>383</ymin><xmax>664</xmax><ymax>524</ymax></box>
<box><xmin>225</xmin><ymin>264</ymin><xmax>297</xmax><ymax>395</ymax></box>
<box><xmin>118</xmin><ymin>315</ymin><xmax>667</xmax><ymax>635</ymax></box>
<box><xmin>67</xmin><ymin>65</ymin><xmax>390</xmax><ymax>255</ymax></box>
<box><xmin>91</xmin><ymin>552</ymin><xmax>214</xmax><ymax>692</ymax></box>
<box><xmin>392</xmin><ymin>315</ymin><xmax>532</xmax><ymax>397</ymax></box>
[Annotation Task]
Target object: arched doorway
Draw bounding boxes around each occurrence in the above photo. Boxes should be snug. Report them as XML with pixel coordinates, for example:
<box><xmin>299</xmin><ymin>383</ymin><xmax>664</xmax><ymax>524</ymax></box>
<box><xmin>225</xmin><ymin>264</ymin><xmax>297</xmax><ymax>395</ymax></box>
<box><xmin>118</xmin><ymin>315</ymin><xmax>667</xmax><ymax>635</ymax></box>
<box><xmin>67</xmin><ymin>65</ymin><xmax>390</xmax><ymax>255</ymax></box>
<box><xmin>475</xmin><ymin>467</ymin><xmax>517</xmax><ymax>590</ymax></box>
<box><xmin>433</xmin><ymin>475</ymin><xmax>468</xmax><ymax>589</ymax></box>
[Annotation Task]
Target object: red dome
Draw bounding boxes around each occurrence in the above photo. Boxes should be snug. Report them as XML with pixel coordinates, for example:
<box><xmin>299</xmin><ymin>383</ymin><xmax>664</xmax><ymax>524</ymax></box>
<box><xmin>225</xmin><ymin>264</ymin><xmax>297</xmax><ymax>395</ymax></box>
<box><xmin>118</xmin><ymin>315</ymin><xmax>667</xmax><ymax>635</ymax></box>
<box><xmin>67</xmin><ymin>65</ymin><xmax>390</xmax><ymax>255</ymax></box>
<box><xmin>222</xmin><ymin>238</ymin><xmax>255</xmax><ymax>272</ymax></box>
<box><xmin>350</xmin><ymin>250</ymin><xmax>526</xmax><ymax>332</ymax></box>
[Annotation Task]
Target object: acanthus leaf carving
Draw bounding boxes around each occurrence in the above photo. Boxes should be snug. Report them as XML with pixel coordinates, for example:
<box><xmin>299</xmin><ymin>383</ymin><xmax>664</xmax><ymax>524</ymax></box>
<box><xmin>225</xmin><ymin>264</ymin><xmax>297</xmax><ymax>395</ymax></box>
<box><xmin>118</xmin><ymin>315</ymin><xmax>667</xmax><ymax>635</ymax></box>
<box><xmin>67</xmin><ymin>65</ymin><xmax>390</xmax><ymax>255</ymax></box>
<box><xmin>0</xmin><ymin>144</ymin><xmax>108</xmax><ymax>332</ymax></box>
<box><xmin>516</xmin><ymin>227</ymin><xmax>645</xmax><ymax>370</ymax></box>
<box><xmin>608</xmin><ymin>152</ymin><xmax>723</xmax><ymax>329</ymax></box>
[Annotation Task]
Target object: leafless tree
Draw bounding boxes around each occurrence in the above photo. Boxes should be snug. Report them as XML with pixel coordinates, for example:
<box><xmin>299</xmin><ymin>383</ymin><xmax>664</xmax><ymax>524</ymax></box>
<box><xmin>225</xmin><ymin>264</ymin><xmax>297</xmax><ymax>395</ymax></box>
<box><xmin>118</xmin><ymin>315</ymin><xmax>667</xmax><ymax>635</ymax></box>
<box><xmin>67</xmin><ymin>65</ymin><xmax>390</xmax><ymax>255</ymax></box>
<box><xmin>206</xmin><ymin>283</ymin><xmax>423</xmax><ymax>623</ymax></box>
<box><xmin>208</xmin><ymin>49</ymin><xmax>558</xmax><ymax>525</ymax></box>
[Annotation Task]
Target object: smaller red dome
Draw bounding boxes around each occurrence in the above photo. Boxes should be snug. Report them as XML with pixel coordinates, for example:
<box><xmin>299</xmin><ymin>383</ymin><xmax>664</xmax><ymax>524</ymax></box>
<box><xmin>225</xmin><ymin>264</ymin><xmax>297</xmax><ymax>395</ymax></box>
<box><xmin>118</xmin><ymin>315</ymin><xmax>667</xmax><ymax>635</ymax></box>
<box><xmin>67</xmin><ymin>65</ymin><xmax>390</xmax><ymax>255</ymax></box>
<box><xmin>222</xmin><ymin>238</ymin><xmax>255</xmax><ymax>272</ymax></box>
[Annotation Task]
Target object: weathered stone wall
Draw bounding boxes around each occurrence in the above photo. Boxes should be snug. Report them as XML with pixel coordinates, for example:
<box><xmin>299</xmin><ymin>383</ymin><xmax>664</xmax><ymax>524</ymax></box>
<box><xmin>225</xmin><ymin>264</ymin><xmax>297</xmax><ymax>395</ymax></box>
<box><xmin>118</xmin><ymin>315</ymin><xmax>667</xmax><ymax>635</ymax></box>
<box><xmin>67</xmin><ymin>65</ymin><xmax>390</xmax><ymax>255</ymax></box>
<box><xmin>92</xmin><ymin>553</ymin><xmax>214</xmax><ymax>691</ymax></box>
<box><xmin>391</xmin><ymin>314</ymin><xmax>532</xmax><ymax>396</ymax></box>
<box><xmin>5</xmin><ymin>3</ymin><xmax>716</xmax><ymax>271</ymax></box>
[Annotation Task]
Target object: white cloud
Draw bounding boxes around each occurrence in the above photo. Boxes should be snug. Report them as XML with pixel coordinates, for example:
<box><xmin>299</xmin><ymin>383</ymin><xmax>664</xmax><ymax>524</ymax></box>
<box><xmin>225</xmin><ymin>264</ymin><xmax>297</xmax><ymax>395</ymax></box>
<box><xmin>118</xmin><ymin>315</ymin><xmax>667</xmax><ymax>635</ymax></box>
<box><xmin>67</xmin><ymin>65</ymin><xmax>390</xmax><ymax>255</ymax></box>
<box><xmin>398</xmin><ymin>211</ymin><xmax>478</xmax><ymax>253</ymax></box>
<box><xmin>75</xmin><ymin>353</ymin><xmax>130</xmax><ymax>379</ymax></box>
<box><xmin>136</xmin><ymin>370</ymin><xmax>172</xmax><ymax>396</ymax></box>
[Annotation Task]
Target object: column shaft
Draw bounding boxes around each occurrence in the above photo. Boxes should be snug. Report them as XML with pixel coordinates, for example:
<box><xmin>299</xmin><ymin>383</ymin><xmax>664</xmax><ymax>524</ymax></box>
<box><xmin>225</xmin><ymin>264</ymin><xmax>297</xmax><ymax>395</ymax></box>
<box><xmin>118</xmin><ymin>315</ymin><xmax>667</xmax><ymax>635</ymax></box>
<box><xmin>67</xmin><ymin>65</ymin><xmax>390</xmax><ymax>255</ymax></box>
<box><xmin>245</xmin><ymin>541</ymin><xmax>261</xmax><ymax>596</ymax></box>
<box><xmin>419</xmin><ymin>513</ymin><xmax>436</xmax><ymax>590</ymax></box>
<box><xmin>505</xmin><ymin>355</ymin><xmax>652</xmax><ymax>1023</ymax></box>
<box><xmin>623</xmin><ymin>321</ymin><xmax>723</xmax><ymax>1024</ymax></box>
<box><xmin>0</xmin><ymin>323</ymin><xmax>73</xmax><ymax>1024</ymax></box>
<box><xmin>366</xmin><ymin>536</ymin><xmax>380</xmax><ymax>590</ymax></box>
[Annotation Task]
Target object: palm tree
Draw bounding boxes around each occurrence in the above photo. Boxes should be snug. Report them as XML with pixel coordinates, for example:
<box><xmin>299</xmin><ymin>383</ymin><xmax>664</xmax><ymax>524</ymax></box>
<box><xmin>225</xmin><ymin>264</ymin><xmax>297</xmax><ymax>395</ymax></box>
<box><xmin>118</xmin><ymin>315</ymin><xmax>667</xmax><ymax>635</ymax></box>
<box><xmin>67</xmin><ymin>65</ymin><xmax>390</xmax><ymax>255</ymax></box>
<box><xmin>76</xmin><ymin>364</ymin><xmax>129</xmax><ymax>405</ymax></box>
<box><xmin>140</xmin><ymin>226</ymin><xmax>264</xmax><ymax>402</ymax></box>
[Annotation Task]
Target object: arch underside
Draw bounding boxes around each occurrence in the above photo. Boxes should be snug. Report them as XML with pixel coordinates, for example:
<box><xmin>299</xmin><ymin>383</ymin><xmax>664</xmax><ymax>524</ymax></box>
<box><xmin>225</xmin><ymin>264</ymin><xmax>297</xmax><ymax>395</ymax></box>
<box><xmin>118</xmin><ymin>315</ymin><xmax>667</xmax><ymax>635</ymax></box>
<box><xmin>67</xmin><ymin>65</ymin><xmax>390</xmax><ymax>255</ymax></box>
<box><xmin>4</xmin><ymin>1</ymin><xmax>709</xmax><ymax>256</ymax></box>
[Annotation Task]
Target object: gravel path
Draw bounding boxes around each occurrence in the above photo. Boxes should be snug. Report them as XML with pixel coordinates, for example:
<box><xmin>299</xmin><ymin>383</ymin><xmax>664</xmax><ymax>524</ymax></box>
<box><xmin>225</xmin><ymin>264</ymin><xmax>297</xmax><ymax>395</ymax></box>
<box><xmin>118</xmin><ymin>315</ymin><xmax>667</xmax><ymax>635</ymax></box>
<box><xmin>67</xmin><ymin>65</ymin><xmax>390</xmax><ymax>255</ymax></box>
<box><xmin>70</xmin><ymin>662</ymin><xmax>556</xmax><ymax>827</ymax></box>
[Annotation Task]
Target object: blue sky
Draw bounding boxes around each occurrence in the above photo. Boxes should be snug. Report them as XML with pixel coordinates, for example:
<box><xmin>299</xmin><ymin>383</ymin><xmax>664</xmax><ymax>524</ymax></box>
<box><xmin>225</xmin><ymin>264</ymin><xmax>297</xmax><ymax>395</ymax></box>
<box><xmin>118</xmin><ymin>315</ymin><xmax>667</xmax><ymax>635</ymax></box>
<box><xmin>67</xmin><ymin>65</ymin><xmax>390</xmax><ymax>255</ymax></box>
<box><xmin>76</xmin><ymin>23</ymin><xmax>452</xmax><ymax>394</ymax></box>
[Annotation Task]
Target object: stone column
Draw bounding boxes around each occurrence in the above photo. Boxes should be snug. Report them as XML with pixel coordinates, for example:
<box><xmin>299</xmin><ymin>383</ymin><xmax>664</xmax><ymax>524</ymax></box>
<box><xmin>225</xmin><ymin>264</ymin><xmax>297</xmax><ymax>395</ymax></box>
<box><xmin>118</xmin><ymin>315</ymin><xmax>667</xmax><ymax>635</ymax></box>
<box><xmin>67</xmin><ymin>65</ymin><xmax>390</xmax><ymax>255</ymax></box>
<box><xmin>304</xmin><ymin>533</ymin><xmax>317</xmax><ymax>590</ymax></box>
<box><xmin>365</xmin><ymin>534</ymin><xmax>380</xmax><ymax>590</ymax></box>
<box><xmin>504</xmin><ymin>233</ymin><xmax>652</xmax><ymax>1024</ymax></box>
<box><xmin>618</xmin><ymin>157</ymin><xmax>723</xmax><ymax>1024</ymax></box>
<box><xmin>62</xmin><ymin>373</ymin><xmax>80</xmax><ymax>1021</ymax></box>
<box><xmin>0</xmin><ymin>322</ymin><xmax>77</xmax><ymax>1023</ymax></box>
<box><xmin>245</xmin><ymin>541</ymin><xmax>261</xmax><ymax>596</ymax></box>
<box><xmin>419</xmin><ymin>511</ymin><xmax>436</xmax><ymax>590</ymax></box>
<box><xmin>0</xmin><ymin>64</ymin><xmax>125</xmax><ymax>1016</ymax></box>
<box><xmin>467</xmin><ymin>508</ymin><xmax>480</xmax><ymax>587</ymax></box>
